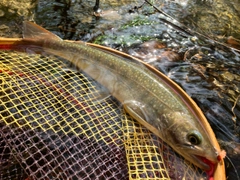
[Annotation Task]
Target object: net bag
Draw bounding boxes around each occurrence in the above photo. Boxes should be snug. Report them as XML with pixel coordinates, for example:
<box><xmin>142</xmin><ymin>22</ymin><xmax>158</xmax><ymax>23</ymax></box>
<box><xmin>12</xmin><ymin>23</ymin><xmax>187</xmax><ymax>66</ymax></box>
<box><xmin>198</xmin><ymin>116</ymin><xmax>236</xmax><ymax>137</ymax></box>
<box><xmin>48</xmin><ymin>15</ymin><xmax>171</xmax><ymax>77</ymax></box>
<box><xmin>0</xmin><ymin>49</ymin><xmax>208</xmax><ymax>179</ymax></box>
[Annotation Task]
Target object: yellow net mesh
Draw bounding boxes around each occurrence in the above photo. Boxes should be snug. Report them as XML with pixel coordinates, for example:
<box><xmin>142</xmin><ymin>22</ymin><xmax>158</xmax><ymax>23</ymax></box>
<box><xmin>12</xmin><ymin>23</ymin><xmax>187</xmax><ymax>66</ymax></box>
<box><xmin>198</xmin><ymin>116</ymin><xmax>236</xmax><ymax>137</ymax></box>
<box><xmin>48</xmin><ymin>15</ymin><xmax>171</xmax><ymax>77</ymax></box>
<box><xmin>0</xmin><ymin>50</ymin><xmax>207</xmax><ymax>179</ymax></box>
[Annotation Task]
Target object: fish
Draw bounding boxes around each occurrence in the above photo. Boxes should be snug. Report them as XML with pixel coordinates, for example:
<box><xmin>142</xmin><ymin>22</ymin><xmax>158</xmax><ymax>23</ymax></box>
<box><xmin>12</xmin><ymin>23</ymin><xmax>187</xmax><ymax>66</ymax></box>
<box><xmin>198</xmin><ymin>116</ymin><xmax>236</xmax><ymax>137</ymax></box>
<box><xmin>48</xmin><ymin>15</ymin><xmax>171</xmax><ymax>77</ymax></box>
<box><xmin>2</xmin><ymin>21</ymin><xmax>225</xmax><ymax>179</ymax></box>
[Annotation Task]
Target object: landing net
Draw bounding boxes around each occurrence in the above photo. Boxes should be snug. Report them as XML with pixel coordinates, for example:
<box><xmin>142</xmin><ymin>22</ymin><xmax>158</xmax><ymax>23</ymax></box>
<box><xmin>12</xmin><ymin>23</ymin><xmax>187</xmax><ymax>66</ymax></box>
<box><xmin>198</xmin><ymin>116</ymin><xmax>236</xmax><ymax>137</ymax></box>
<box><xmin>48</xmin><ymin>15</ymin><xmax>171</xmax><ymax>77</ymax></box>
<box><xmin>0</xmin><ymin>50</ymin><xmax>206</xmax><ymax>179</ymax></box>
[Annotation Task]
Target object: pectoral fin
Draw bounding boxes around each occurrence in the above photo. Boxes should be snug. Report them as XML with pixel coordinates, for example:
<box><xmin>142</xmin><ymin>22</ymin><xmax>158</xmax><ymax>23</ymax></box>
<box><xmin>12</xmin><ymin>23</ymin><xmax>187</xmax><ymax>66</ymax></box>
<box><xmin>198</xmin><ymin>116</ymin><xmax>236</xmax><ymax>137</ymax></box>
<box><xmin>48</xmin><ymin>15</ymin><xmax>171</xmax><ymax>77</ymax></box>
<box><xmin>123</xmin><ymin>100</ymin><xmax>148</xmax><ymax>122</ymax></box>
<box><xmin>123</xmin><ymin>101</ymin><xmax>162</xmax><ymax>138</ymax></box>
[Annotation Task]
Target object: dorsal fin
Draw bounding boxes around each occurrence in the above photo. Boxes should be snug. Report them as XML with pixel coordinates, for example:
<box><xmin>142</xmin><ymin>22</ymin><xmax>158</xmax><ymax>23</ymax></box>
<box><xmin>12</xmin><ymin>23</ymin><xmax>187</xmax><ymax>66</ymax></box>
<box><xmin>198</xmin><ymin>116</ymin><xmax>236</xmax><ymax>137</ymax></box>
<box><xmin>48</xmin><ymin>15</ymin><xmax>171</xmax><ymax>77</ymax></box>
<box><xmin>23</xmin><ymin>21</ymin><xmax>62</xmax><ymax>41</ymax></box>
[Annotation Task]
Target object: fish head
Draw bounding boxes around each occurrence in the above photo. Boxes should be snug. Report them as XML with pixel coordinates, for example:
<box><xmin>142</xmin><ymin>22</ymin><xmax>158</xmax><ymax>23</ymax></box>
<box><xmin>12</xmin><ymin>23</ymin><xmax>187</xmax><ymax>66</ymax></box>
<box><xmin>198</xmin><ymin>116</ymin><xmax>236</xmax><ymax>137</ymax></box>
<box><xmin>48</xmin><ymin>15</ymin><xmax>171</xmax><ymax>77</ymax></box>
<box><xmin>164</xmin><ymin>111</ymin><xmax>220</xmax><ymax>171</ymax></box>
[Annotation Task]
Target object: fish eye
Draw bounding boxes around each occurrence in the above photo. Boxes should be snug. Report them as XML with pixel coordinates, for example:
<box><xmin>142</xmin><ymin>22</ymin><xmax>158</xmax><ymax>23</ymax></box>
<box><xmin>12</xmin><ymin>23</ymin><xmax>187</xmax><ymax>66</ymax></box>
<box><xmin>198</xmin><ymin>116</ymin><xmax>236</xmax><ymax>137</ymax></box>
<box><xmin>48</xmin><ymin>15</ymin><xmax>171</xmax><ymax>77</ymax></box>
<box><xmin>187</xmin><ymin>130</ymin><xmax>202</xmax><ymax>145</ymax></box>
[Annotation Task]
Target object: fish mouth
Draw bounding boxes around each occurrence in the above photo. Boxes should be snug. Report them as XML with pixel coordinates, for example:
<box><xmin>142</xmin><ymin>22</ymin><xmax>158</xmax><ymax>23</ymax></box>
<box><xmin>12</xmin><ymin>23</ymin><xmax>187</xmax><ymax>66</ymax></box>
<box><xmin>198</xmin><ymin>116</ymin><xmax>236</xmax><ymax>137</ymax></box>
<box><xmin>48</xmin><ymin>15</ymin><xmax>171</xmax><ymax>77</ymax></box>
<box><xmin>176</xmin><ymin>148</ymin><xmax>217</xmax><ymax>178</ymax></box>
<box><xmin>175</xmin><ymin>144</ymin><xmax>217</xmax><ymax>171</ymax></box>
<box><xmin>191</xmin><ymin>154</ymin><xmax>215</xmax><ymax>172</ymax></box>
<box><xmin>192</xmin><ymin>155</ymin><xmax>216</xmax><ymax>179</ymax></box>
